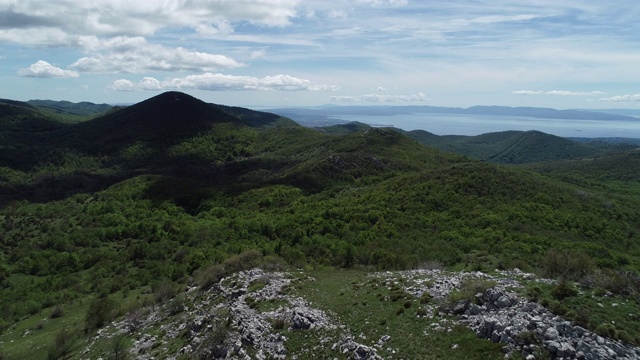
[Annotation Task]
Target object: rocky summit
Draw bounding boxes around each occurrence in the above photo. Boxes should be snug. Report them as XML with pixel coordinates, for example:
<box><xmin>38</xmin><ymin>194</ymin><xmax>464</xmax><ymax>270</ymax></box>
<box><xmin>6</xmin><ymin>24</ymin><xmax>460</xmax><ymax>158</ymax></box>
<box><xmin>78</xmin><ymin>267</ymin><xmax>640</xmax><ymax>359</ymax></box>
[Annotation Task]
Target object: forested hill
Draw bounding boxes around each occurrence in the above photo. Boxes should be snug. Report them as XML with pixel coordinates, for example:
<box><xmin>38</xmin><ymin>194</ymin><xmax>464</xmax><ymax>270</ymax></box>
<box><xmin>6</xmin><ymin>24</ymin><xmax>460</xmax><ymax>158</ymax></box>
<box><xmin>2</xmin><ymin>91</ymin><xmax>640</xmax><ymax>358</ymax></box>
<box><xmin>321</xmin><ymin>122</ymin><xmax>637</xmax><ymax>164</ymax></box>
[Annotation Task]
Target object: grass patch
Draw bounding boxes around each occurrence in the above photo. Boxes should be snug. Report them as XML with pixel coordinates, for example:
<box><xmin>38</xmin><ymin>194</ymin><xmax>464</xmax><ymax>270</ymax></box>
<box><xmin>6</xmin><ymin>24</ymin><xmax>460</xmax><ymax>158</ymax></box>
<box><xmin>290</xmin><ymin>270</ymin><xmax>504</xmax><ymax>359</ymax></box>
<box><xmin>530</xmin><ymin>281</ymin><xmax>640</xmax><ymax>345</ymax></box>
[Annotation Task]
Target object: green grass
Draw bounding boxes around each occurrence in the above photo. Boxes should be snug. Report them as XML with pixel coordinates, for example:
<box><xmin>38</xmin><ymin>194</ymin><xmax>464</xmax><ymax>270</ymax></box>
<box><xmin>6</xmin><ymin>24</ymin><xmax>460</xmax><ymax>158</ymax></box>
<box><xmin>0</xmin><ymin>286</ymin><xmax>154</xmax><ymax>360</ymax></box>
<box><xmin>0</xmin><ymin>299</ymin><xmax>87</xmax><ymax>359</ymax></box>
<box><xmin>289</xmin><ymin>270</ymin><xmax>504</xmax><ymax>359</ymax></box>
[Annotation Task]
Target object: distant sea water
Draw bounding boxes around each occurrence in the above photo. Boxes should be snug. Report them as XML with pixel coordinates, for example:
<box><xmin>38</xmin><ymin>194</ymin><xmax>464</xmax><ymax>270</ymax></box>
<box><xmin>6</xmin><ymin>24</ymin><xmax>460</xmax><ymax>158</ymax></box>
<box><xmin>329</xmin><ymin>113</ymin><xmax>640</xmax><ymax>138</ymax></box>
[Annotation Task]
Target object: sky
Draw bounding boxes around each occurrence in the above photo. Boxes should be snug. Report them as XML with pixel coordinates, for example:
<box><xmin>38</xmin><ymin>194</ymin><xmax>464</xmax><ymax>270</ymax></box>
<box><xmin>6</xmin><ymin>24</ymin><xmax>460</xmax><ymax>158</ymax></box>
<box><xmin>1</xmin><ymin>0</ymin><xmax>640</xmax><ymax>109</ymax></box>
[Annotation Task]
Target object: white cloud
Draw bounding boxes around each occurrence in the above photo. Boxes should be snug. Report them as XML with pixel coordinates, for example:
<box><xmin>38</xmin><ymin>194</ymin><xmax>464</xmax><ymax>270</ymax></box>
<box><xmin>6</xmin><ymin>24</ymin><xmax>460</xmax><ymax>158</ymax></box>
<box><xmin>545</xmin><ymin>90</ymin><xmax>606</xmax><ymax>96</ymax></box>
<box><xmin>17</xmin><ymin>60</ymin><xmax>79</xmax><ymax>78</ymax></box>
<box><xmin>330</xmin><ymin>92</ymin><xmax>428</xmax><ymax>102</ymax></box>
<box><xmin>599</xmin><ymin>94</ymin><xmax>640</xmax><ymax>102</ymax></box>
<box><xmin>0</xmin><ymin>0</ymin><xmax>300</xmax><ymax>40</ymax></box>
<box><xmin>69</xmin><ymin>37</ymin><xmax>243</xmax><ymax>73</ymax></box>
<box><xmin>250</xmin><ymin>50</ymin><xmax>267</xmax><ymax>59</ymax></box>
<box><xmin>512</xmin><ymin>90</ymin><xmax>605</xmax><ymax>96</ymax></box>
<box><xmin>110</xmin><ymin>79</ymin><xmax>135</xmax><ymax>91</ymax></box>
<box><xmin>356</xmin><ymin>0</ymin><xmax>408</xmax><ymax>7</ymax></box>
<box><xmin>512</xmin><ymin>90</ymin><xmax>543</xmax><ymax>95</ymax></box>
<box><xmin>109</xmin><ymin>73</ymin><xmax>339</xmax><ymax>92</ymax></box>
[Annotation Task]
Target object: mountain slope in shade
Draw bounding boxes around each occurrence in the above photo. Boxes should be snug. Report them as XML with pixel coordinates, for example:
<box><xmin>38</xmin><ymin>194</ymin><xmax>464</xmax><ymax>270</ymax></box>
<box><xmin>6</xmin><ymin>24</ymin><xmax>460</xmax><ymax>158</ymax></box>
<box><xmin>69</xmin><ymin>92</ymin><xmax>297</xmax><ymax>155</ymax></box>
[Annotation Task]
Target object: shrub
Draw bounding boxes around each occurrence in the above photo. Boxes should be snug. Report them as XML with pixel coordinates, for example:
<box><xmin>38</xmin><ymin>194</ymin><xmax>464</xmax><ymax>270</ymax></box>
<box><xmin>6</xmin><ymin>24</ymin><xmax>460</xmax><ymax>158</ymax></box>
<box><xmin>420</xmin><ymin>292</ymin><xmax>432</xmax><ymax>304</ymax></box>
<box><xmin>526</xmin><ymin>285</ymin><xmax>542</xmax><ymax>302</ymax></box>
<box><xmin>196</xmin><ymin>264</ymin><xmax>226</xmax><ymax>290</ymax></box>
<box><xmin>595</xmin><ymin>323</ymin><xmax>618</xmax><ymax>339</ymax></box>
<box><xmin>110</xmin><ymin>333</ymin><xmax>129</xmax><ymax>360</ymax></box>
<box><xmin>47</xmin><ymin>328</ymin><xmax>77</xmax><ymax>360</ymax></box>
<box><xmin>194</xmin><ymin>321</ymin><xmax>229</xmax><ymax>359</ymax></box>
<box><xmin>50</xmin><ymin>305</ymin><xmax>64</xmax><ymax>319</ymax></box>
<box><xmin>618</xmin><ymin>330</ymin><xmax>634</xmax><ymax>345</ymax></box>
<box><xmin>152</xmin><ymin>281</ymin><xmax>176</xmax><ymax>304</ymax></box>
<box><xmin>573</xmin><ymin>308</ymin><xmax>590</xmax><ymax>329</ymax></box>
<box><xmin>548</xmin><ymin>300</ymin><xmax>568</xmax><ymax>316</ymax></box>
<box><xmin>126</xmin><ymin>309</ymin><xmax>142</xmax><ymax>333</ymax></box>
<box><xmin>449</xmin><ymin>278</ymin><xmax>496</xmax><ymax>304</ymax></box>
<box><xmin>389</xmin><ymin>289</ymin><xmax>410</xmax><ymax>302</ymax></box>
<box><xmin>85</xmin><ymin>296</ymin><xmax>116</xmax><ymax>332</ymax></box>
<box><xmin>551</xmin><ymin>280</ymin><xmax>578</xmax><ymax>300</ymax></box>
<box><xmin>541</xmin><ymin>249</ymin><xmax>594</xmax><ymax>281</ymax></box>
<box><xmin>273</xmin><ymin>317</ymin><xmax>286</xmax><ymax>330</ymax></box>
<box><xmin>196</xmin><ymin>250</ymin><xmax>266</xmax><ymax>290</ymax></box>
<box><xmin>514</xmin><ymin>330</ymin><xmax>539</xmax><ymax>345</ymax></box>
<box><xmin>167</xmin><ymin>294</ymin><xmax>185</xmax><ymax>315</ymax></box>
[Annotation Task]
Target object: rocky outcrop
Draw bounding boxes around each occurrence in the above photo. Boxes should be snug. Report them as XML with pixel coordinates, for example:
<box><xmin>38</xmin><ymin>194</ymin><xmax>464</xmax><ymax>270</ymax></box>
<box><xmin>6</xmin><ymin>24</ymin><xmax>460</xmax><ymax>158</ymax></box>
<box><xmin>373</xmin><ymin>268</ymin><xmax>640</xmax><ymax>360</ymax></box>
<box><xmin>81</xmin><ymin>267</ymin><xmax>640</xmax><ymax>360</ymax></box>
<box><xmin>461</xmin><ymin>286</ymin><xmax>640</xmax><ymax>359</ymax></box>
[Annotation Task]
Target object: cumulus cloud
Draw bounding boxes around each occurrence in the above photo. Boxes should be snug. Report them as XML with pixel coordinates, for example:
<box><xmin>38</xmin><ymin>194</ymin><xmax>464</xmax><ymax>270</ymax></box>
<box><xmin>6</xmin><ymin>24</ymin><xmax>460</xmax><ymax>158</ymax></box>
<box><xmin>17</xmin><ymin>60</ymin><xmax>79</xmax><ymax>78</ymax></box>
<box><xmin>109</xmin><ymin>73</ymin><xmax>339</xmax><ymax>92</ymax></box>
<box><xmin>0</xmin><ymin>0</ymin><xmax>299</xmax><ymax>40</ymax></box>
<box><xmin>110</xmin><ymin>79</ymin><xmax>135</xmax><ymax>91</ymax></box>
<box><xmin>69</xmin><ymin>36</ymin><xmax>243</xmax><ymax>73</ymax></box>
<box><xmin>330</xmin><ymin>92</ymin><xmax>428</xmax><ymax>103</ymax></box>
<box><xmin>512</xmin><ymin>90</ymin><xmax>605</xmax><ymax>96</ymax></box>
<box><xmin>599</xmin><ymin>94</ymin><xmax>640</xmax><ymax>102</ymax></box>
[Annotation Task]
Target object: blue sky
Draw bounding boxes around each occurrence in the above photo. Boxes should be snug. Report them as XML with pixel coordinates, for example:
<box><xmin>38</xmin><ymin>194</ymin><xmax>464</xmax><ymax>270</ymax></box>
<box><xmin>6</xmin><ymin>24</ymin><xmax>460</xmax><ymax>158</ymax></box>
<box><xmin>1</xmin><ymin>0</ymin><xmax>640</xmax><ymax>109</ymax></box>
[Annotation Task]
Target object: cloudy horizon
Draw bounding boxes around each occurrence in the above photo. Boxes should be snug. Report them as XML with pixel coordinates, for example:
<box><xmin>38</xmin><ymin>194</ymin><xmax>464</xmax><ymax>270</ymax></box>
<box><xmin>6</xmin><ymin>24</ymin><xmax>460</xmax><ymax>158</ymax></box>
<box><xmin>1</xmin><ymin>1</ymin><xmax>640</xmax><ymax>109</ymax></box>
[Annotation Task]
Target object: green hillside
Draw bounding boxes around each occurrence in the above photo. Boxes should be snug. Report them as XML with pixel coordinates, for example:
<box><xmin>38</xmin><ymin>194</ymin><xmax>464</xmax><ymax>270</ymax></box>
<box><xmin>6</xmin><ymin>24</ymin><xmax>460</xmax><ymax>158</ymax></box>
<box><xmin>322</xmin><ymin>123</ymin><xmax>636</xmax><ymax>165</ymax></box>
<box><xmin>1</xmin><ymin>92</ymin><xmax>640</xmax><ymax>358</ymax></box>
<box><xmin>406</xmin><ymin>129</ymin><xmax>636</xmax><ymax>164</ymax></box>
<box><xmin>525</xmin><ymin>149</ymin><xmax>640</xmax><ymax>182</ymax></box>
<box><xmin>27</xmin><ymin>99</ymin><xmax>113</xmax><ymax>118</ymax></box>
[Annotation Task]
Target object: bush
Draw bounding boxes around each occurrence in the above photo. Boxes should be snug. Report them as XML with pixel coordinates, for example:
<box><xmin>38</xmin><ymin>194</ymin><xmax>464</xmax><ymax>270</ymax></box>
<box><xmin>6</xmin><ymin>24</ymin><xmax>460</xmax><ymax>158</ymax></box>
<box><xmin>85</xmin><ymin>296</ymin><xmax>116</xmax><ymax>332</ymax></box>
<box><xmin>548</xmin><ymin>300</ymin><xmax>568</xmax><ymax>316</ymax></box>
<box><xmin>110</xmin><ymin>333</ymin><xmax>130</xmax><ymax>360</ymax></box>
<box><xmin>514</xmin><ymin>330</ymin><xmax>539</xmax><ymax>346</ymax></box>
<box><xmin>541</xmin><ymin>249</ymin><xmax>594</xmax><ymax>281</ymax></box>
<box><xmin>194</xmin><ymin>321</ymin><xmax>229</xmax><ymax>359</ymax></box>
<box><xmin>595</xmin><ymin>323</ymin><xmax>618</xmax><ymax>339</ymax></box>
<box><xmin>196</xmin><ymin>264</ymin><xmax>227</xmax><ymax>290</ymax></box>
<box><xmin>420</xmin><ymin>292</ymin><xmax>432</xmax><ymax>304</ymax></box>
<box><xmin>152</xmin><ymin>281</ymin><xmax>177</xmax><ymax>304</ymax></box>
<box><xmin>526</xmin><ymin>285</ymin><xmax>541</xmax><ymax>302</ymax></box>
<box><xmin>50</xmin><ymin>305</ymin><xmax>64</xmax><ymax>319</ymax></box>
<box><xmin>449</xmin><ymin>278</ymin><xmax>496</xmax><ymax>304</ymax></box>
<box><xmin>273</xmin><ymin>317</ymin><xmax>286</xmax><ymax>330</ymax></box>
<box><xmin>551</xmin><ymin>280</ymin><xmax>578</xmax><ymax>300</ymax></box>
<box><xmin>167</xmin><ymin>294</ymin><xmax>185</xmax><ymax>315</ymax></box>
<box><xmin>196</xmin><ymin>250</ymin><xmax>267</xmax><ymax>290</ymax></box>
<box><xmin>47</xmin><ymin>328</ymin><xmax>77</xmax><ymax>360</ymax></box>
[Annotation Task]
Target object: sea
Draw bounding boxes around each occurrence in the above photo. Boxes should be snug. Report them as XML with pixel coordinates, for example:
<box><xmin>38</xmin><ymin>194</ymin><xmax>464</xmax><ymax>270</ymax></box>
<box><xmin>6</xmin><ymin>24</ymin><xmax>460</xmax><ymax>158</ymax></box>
<box><xmin>328</xmin><ymin>113</ymin><xmax>640</xmax><ymax>138</ymax></box>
